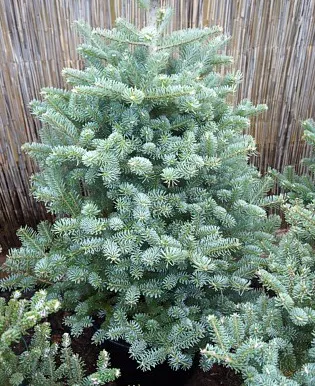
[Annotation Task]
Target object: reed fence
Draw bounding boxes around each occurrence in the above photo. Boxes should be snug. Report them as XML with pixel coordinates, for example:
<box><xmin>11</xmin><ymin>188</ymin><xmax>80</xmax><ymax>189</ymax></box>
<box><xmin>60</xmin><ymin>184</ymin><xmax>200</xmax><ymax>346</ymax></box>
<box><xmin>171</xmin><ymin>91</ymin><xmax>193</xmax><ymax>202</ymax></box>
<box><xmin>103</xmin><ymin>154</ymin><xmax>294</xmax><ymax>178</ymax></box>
<box><xmin>0</xmin><ymin>0</ymin><xmax>314</xmax><ymax>250</ymax></box>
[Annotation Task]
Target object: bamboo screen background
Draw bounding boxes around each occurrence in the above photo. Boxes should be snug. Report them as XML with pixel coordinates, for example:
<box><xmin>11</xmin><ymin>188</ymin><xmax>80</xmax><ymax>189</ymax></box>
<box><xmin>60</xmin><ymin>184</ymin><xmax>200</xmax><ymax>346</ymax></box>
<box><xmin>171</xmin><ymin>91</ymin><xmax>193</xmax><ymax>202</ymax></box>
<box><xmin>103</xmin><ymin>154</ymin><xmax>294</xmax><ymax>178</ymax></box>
<box><xmin>0</xmin><ymin>0</ymin><xmax>314</xmax><ymax>250</ymax></box>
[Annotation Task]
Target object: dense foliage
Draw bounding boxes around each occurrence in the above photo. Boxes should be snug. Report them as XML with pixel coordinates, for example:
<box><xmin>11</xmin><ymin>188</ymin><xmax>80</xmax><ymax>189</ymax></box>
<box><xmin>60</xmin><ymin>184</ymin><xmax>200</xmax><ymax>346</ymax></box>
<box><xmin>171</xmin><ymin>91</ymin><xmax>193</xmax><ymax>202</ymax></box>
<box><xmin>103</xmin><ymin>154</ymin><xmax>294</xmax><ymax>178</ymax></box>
<box><xmin>1</xmin><ymin>7</ymin><xmax>315</xmax><ymax>385</ymax></box>
<box><xmin>202</xmin><ymin>119</ymin><xmax>315</xmax><ymax>385</ymax></box>
<box><xmin>0</xmin><ymin>290</ymin><xmax>60</xmax><ymax>386</ymax></box>
<box><xmin>1</xmin><ymin>9</ymin><xmax>277</xmax><ymax>371</ymax></box>
<box><xmin>0</xmin><ymin>291</ymin><xmax>119</xmax><ymax>385</ymax></box>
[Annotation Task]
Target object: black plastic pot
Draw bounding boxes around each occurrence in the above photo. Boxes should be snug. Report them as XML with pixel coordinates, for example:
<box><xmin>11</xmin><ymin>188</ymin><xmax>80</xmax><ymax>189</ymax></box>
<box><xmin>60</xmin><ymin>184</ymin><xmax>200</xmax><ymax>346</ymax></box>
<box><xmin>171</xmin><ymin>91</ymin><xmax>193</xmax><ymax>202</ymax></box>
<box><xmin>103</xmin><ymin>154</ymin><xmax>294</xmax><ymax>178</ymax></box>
<box><xmin>103</xmin><ymin>339</ymin><xmax>195</xmax><ymax>386</ymax></box>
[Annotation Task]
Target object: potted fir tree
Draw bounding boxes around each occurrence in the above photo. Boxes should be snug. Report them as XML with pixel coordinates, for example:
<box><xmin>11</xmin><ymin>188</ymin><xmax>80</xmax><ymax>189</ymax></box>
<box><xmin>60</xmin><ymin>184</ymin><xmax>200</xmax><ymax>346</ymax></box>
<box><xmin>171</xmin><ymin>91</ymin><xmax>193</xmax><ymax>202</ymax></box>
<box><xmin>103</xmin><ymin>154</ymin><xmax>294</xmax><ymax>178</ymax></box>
<box><xmin>1</xmin><ymin>6</ymin><xmax>281</xmax><ymax>384</ymax></box>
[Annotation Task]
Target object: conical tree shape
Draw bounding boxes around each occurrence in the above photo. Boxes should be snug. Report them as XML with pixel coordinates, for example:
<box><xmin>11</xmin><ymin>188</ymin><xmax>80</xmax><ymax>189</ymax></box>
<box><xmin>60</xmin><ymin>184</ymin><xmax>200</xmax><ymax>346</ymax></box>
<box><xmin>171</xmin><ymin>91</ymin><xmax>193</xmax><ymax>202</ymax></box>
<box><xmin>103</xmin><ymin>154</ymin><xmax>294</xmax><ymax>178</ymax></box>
<box><xmin>1</xmin><ymin>10</ymin><xmax>278</xmax><ymax>370</ymax></box>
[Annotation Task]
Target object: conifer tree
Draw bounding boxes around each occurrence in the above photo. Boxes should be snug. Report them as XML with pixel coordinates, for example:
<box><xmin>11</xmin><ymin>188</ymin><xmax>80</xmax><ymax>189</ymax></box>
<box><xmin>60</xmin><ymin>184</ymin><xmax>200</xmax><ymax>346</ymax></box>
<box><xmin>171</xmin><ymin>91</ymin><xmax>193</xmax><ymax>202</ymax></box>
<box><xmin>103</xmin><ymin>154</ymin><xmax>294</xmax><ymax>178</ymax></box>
<box><xmin>0</xmin><ymin>291</ymin><xmax>119</xmax><ymax>385</ymax></box>
<box><xmin>202</xmin><ymin>119</ymin><xmax>315</xmax><ymax>385</ymax></box>
<box><xmin>279</xmin><ymin>119</ymin><xmax>315</xmax><ymax>206</ymax></box>
<box><xmin>1</xmin><ymin>9</ymin><xmax>278</xmax><ymax>370</ymax></box>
